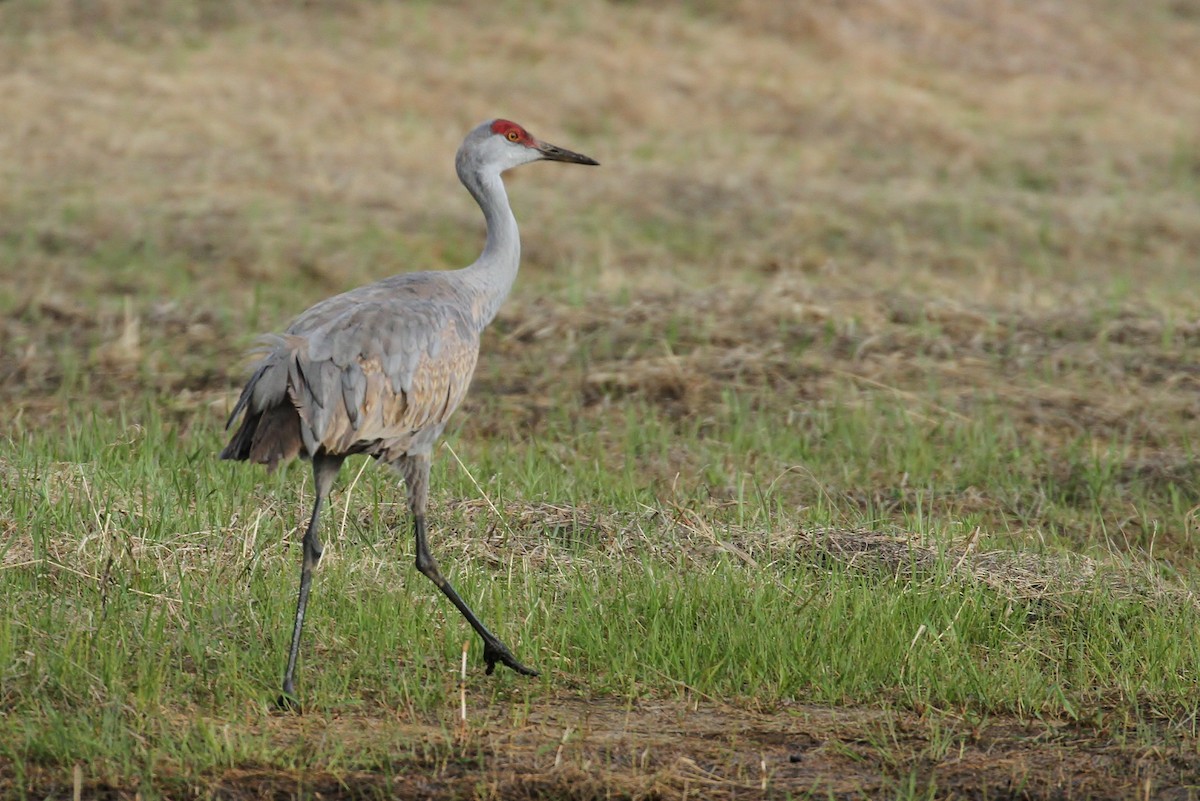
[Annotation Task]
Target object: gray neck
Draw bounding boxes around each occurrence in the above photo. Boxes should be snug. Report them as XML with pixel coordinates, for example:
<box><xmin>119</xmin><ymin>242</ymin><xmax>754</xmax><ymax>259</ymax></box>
<box><xmin>459</xmin><ymin>167</ymin><xmax>520</xmax><ymax>330</ymax></box>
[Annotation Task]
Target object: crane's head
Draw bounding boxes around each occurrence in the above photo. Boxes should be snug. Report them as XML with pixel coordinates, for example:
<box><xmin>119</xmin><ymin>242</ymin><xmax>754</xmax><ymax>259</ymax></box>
<box><xmin>458</xmin><ymin>119</ymin><xmax>599</xmax><ymax>177</ymax></box>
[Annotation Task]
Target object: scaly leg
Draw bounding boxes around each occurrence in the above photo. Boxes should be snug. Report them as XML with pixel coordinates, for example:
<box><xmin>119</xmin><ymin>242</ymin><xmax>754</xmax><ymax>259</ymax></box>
<box><xmin>397</xmin><ymin>453</ymin><xmax>537</xmax><ymax>676</ymax></box>
<box><xmin>278</xmin><ymin>454</ymin><xmax>344</xmax><ymax>711</ymax></box>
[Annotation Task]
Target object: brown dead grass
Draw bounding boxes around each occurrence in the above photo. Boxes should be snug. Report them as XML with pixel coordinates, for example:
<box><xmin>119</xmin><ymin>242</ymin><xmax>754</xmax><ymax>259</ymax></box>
<box><xmin>4</xmin><ymin>269</ymin><xmax>1199</xmax><ymax>559</ymax></box>
<box><xmin>486</xmin><ymin>277</ymin><xmax>1200</xmax><ymax>472</ymax></box>
<box><xmin>11</xmin><ymin>268</ymin><xmax>1199</xmax><ymax>441</ymax></box>
<box><xmin>438</xmin><ymin>498</ymin><xmax>1200</xmax><ymax>616</ymax></box>
<box><xmin>2</xmin><ymin>0</ymin><xmax>1199</xmax><ymax>301</ymax></box>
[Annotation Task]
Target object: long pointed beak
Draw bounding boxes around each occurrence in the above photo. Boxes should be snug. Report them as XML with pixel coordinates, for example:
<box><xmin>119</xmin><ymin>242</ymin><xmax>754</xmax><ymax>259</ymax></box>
<box><xmin>536</xmin><ymin>140</ymin><xmax>599</xmax><ymax>166</ymax></box>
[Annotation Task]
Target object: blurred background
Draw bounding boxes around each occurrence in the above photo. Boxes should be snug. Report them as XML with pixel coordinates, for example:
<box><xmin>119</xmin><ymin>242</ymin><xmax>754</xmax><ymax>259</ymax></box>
<box><xmin>2</xmin><ymin>0</ymin><xmax>1199</xmax><ymax>558</ymax></box>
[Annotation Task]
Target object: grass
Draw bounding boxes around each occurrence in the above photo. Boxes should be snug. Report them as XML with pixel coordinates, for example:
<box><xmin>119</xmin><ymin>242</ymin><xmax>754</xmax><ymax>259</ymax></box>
<box><xmin>5</xmin><ymin>388</ymin><xmax>1200</xmax><ymax>796</ymax></box>
<box><xmin>3</xmin><ymin>0</ymin><xmax>1200</xmax><ymax>798</ymax></box>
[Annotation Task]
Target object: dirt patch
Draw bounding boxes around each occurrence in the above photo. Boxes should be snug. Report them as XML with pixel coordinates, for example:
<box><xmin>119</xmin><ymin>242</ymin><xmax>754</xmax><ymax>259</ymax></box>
<box><xmin>13</xmin><ymin>698</ymin><xmax>1199</xmax><ymax>800</ymax></box>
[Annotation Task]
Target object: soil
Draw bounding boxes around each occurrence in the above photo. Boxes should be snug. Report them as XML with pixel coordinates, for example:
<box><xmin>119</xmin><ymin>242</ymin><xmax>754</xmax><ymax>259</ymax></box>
<box><xmin>13</xmin><ymin>697</ymin><xmax>1200</xmax><ymax>800</ymax></box>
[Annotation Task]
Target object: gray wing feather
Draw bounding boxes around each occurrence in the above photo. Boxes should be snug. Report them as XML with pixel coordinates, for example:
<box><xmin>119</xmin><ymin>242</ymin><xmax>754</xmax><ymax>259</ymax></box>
<box><xmin>226</xmin><ymin>274</ymin><xmax>482</xmax><ymax>459</ymax></box>
<box><xmin>292</xmin><ymin>356</ymin><xmax>323</xmax><ymax>409</ymax></box>
<box><xmin>224</xmin><ymin>361</ymin><xmax>266</xmax><ymax>429</ymax></box>
<box><xmin>340</xmin><ymin>362</ymin><xmax>366</xmax><ymax>429</ymax></box>
<box><xmin>298</xmin><ymin>301</ymin><xmax>439</xmax><ymax>397</ymax></box>
<box><xmin>252</xmin><ymin>354</ymin><xmax>289</xmax><ymax>409</ymax></box>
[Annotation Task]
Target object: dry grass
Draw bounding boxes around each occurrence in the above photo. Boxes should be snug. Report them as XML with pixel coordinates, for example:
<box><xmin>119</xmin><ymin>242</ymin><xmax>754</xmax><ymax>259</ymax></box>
<box><xmin>10</xmin><ymin>271</ymin><xmax>1199</xmax><ymax>558</ymax></box>
<box><xmin>2</xmin><ymin>0</ymin><xmax>1199</xmax><ymax>302</ymax></box>
<box><xmin>4</xmin><ymin>1</ymin><xmax>1200</xmax><ymax>798</ymax></box>
<box><xmin>439</xmin><ymin>497</ymin><xmax>1200</xmax><ymax>616</ymax></box>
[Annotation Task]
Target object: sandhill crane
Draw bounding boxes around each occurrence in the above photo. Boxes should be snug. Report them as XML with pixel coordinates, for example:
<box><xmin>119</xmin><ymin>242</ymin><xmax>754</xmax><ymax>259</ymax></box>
<box><xmin>221</xmin><ymin>119</ymin><xmax>598</xmax><ymax>708</ymax></box>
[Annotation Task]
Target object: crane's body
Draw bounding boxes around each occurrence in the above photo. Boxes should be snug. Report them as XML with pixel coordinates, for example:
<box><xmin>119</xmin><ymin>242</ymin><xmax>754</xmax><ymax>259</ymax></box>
<box><xmin>221</xmin><ymin>119</ymin><xmax>598</xmax><ymax>708</ymax></box>
<box><xmin>221</xmin><ymin>272</ymin><xmax>483</xmax><ymax>468</ymax></box>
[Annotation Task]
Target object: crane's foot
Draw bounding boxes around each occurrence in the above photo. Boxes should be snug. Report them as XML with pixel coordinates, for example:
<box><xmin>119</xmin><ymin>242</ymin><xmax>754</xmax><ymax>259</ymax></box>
<box><xmin>484</xmin><ymin>640</ymin><xmax>539</xmax><ymax>677</ymax></box>
<box><xmin>273</xmin><ymin>691</ymin><xmax>302</xmax><ymax>715</ymax></box>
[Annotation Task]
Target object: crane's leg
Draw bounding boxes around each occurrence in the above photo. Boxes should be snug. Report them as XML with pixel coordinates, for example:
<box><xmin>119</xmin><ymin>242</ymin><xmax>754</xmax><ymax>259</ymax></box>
<box><xmin>396</xmin><ymin>453</ymin><xmax>538</xmax><ymax>677</ymax></box>
<box><xmin>278</xmin><ymin>454</ymin><xmax>344</xmax><ymax>711</ymax></box>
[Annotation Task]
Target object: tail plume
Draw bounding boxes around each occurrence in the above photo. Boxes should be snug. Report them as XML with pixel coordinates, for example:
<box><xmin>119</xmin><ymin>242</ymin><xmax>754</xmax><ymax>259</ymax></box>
<box><xmin>221</xmin><ymin>404</ymin><xmax>302</xmax><ymax>472</ymax></box>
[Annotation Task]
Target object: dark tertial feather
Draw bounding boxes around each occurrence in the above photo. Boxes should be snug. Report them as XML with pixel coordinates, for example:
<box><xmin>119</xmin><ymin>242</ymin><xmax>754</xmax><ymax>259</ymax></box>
<box><xmin>248</xmin><ymin>404</ymin><xmax>303</xmax><ymax>472</ymax></box>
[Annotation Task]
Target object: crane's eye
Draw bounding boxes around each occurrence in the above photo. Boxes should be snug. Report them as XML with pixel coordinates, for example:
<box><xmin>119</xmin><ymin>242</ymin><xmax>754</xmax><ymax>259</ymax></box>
<box><xmin>506</xmin><ymin>130</ymin><xmax>520</xmax><ymax>142</ymax></box>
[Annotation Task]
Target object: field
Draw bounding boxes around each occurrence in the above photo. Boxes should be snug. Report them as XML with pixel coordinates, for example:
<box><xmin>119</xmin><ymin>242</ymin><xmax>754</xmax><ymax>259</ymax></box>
<box><xmin>3</xmin><ymin>1</ymin><xmax>1200</xmax><ymax>798</ymax></box>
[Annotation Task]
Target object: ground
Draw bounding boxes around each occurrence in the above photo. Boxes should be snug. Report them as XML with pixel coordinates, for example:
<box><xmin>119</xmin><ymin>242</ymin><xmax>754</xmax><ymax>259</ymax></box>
<box><xmin>3</xmin><ymin>1</ymin><xmax>1200</xmax><ymax>799</ymax></box>
<box><xmin>24</xmin><ymin>698</ymin><xmax>1200</xmax><ymax>799</ymax></box>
